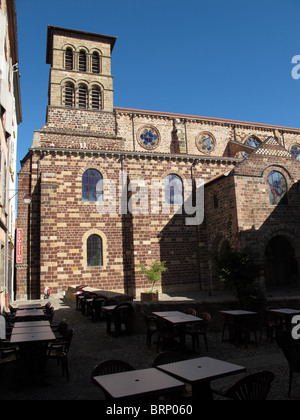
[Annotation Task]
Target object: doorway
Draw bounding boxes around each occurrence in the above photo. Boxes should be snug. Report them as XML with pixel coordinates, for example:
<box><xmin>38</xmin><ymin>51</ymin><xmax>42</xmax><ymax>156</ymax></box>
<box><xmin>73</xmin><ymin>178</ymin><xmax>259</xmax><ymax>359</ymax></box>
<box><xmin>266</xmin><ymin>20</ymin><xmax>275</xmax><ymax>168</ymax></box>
<box><xmin>264</xmin><ymin>235</ymin><xmax>299</xmax><ymax>289</ymax></box>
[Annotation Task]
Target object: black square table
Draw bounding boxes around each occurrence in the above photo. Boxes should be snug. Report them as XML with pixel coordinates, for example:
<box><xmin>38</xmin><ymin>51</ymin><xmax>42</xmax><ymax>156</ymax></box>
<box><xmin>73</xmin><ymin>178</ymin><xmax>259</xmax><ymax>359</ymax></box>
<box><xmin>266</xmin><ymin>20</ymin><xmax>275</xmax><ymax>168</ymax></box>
<box><xmin>15</xmin><ymin>309</ymin><xmax>45</xmax><ymax>318</ymax></box>
<box><xmin>152</xmin><ymin>311</ymin><xmax>184</xmax><ymax>318</ymax></box>
<box><xmin>157</xmin><ymin>357</ymin><xmax>246</xmax><ymax>400</ymax></box>
<box><xmin>153</xmin><ymin>311</ymin><xmax>203</xmax><ymax>347</ymax></box>
<box><xmin>93</xmin><ymin>368</ymin><xmax>185</xmax><ymax>401</ymax></box>
<box><xmin>10</xmin><ymin>330</ymin><xmax>56</xmax><ymax>344</ymax></box>
<box><xmin>18</xmin><ymin>304</ymin><xmax>42</xmax><ymax>310</ymax></box>
<box><xmin>11</xmin><ymin>325</ymin><xmax>53</xmax><ymax>335</ymax></box>
<box><xmin>10</xmin><ymin>323</ymin><xmax>56</xmax><ymax>383</ymax></box>
<box><xmin>13</xmin><ymin>321</ymin><xmax>50</xmax><ymax>328</ymax></box>
<box><xmin>220</xmin><ymin>310</ymin><xmax>258</xmax><ymax>346</ymax></box>
<box><xmin>268</xmin><ymin>308</ymin><xmax>300</xmax><ymax>330</ymax></box>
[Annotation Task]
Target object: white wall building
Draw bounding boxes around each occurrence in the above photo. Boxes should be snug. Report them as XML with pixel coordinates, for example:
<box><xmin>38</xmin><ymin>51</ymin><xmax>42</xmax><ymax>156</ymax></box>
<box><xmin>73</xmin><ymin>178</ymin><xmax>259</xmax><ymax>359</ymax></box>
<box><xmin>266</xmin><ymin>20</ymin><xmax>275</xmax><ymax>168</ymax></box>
<box><xmin>0</xmin><ymin>0</ymin><xmax>22</xmax><ymax>308</ymax></box>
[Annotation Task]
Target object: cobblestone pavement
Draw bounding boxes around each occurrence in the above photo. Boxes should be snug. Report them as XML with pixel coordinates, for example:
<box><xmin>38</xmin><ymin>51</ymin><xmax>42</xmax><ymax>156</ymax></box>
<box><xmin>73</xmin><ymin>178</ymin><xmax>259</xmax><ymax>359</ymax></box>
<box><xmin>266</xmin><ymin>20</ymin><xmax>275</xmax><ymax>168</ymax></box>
<box><xmin>1</xmin><ymin>296</ymin><xmax>299</xmax><ymax>401</ymax></box>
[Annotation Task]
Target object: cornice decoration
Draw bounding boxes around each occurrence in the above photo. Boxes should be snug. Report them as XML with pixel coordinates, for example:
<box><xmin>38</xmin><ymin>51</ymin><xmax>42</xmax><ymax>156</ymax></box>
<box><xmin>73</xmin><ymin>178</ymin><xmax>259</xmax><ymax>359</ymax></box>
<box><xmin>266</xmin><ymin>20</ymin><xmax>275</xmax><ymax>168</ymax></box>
<box><xmin>30</xmin><ymin>146</ymin><xmax>242</xmax><ymax>165</ymax></box>
<box><xmin>114</xmin><ymin>108</ymin><xmax>300</xmax><ymax>135</ymax></box>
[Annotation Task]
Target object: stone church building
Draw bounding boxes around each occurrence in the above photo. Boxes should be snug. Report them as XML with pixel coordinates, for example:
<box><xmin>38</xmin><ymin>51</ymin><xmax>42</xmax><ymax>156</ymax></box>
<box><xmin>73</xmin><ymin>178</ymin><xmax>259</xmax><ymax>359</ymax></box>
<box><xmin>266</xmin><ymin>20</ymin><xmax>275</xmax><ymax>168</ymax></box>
<box><xmin>15</xmin><ymin>26</ymin><xmax>300</xmax><ymax>300</ymax></box>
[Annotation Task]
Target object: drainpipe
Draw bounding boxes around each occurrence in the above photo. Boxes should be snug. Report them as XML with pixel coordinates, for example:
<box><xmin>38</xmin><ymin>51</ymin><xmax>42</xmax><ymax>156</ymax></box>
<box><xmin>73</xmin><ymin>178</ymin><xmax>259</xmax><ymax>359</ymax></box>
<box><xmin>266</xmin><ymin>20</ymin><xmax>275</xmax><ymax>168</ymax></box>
<box><xmin>191</xmin><ymin>161</ymin><xmax>203</xmax><ymax>292</ymax></box>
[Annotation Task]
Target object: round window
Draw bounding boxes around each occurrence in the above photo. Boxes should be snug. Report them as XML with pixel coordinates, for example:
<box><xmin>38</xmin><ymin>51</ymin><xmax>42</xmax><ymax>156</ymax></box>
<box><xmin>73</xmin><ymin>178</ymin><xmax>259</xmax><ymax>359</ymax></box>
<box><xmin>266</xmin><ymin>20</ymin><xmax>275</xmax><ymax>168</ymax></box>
<box><xmin>196</xmin><ymin>133</ymin><xmax>215</xmax><ymax>154</ymax></box>
<box><xmin>137</xmin><ymin>126</ymin><xmax>160</xmax><ymax>150</ymax></box>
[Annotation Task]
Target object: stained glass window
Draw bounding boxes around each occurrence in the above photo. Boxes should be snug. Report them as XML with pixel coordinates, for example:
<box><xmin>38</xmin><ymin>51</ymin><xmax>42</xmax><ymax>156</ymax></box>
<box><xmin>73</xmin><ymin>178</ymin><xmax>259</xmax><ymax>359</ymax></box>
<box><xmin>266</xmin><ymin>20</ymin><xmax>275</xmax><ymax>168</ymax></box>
<box><xmin>291</xmin><ymin>145</ymin><xmax>300</xmax><ymax>161</ymax></box>
<box><xmin>165</xmin><ymin>174</ymin><xmax>183</xmax><ymax>205</ymax></box>
<box><xmin>267</xmin><ymin>171</ymin><xmax>288</xmax><ymax>206</ymax></box>
<box><xmin>87</xmin><ymin>235</ymin><xmax>103</xmax><ymax>267</ymax></box>
<box><xmin>196</xmin><ymin>133</ymin><xmax>215</xmax><ymax>154</ymax></box>
<box><xmin>82</xmin><ymin>169</ymin><xmax>103</xmax><ymax>202</ymax></box>
<box><xmin>242</xmin><ymin>136</ymin><xmax>261</xmax><ymax>157</ymax></box>
<box><xmin>138</xmin><ymin>126</ymin><xmax>160</xmax><ymax>150</ymax></box>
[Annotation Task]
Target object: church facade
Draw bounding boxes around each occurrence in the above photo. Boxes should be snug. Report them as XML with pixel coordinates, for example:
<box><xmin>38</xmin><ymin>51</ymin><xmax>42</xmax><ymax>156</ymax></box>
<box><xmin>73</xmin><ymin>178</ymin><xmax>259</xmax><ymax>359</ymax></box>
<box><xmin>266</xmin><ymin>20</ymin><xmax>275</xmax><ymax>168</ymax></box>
<box><xmin>15</xmin><ymin>26</ymin><xmax>300</xmax><ymax>300</ymax></box>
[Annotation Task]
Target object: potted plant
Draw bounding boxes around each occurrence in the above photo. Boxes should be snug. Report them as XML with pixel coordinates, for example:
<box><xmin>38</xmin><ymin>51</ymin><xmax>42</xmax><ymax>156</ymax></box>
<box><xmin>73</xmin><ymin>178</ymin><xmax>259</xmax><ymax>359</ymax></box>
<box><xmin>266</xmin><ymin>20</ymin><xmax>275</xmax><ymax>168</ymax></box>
<box><xmin>138</xmin><ymin>261</ymin><xmax>167</xmax><ymax>301</ymax></box>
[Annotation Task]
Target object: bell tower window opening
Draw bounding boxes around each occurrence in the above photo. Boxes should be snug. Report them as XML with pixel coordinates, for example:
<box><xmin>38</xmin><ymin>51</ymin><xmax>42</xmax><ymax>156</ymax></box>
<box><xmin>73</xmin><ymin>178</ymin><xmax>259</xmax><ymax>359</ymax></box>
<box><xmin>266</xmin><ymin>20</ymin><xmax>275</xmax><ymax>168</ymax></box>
<box><xmin>64</xmin><ymin>82</ymin><xmax>75</xmax><ymax>107</ymax></box>
<box><xmin>65</xmin><ymin>48</ymin><xmax>74</xmax><ymax>70</ymax></box>
<box><xmin>78</xmin><ymin>84</ymin><xmax>88</xmax><ymax>109</ymax></box>
<box><xmin>79</xmin><ymin>50</ymin><xmax>87</xmax><ymax>72</ymax></box>
<box><xmin>92</xmin><ymin>52</ymin><xmax>100</xmax><ymax>74</ymax></box>
<box><xmin>91</xmin><ymin>86</ymin><xmax>101</xmax><ymax>110</ymax></box>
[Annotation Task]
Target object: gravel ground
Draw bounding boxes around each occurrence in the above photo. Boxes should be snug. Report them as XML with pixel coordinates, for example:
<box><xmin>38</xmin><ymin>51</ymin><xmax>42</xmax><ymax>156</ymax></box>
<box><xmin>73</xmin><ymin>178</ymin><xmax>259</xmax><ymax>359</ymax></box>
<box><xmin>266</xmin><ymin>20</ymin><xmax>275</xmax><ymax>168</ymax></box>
<box><xmin>0</xmin><ymin>296</ymin><xmax>299</xmax><ymax>401</ymax></box>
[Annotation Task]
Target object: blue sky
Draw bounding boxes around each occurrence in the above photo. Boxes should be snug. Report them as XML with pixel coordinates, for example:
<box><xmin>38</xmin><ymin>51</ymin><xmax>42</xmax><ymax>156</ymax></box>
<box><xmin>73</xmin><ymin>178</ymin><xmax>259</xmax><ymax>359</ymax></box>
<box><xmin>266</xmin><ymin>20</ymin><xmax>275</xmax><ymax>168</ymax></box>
<box><xmin>15</xmin><ymin>0</ymin><xmax>300</xmax><ymax>170</ymax></box>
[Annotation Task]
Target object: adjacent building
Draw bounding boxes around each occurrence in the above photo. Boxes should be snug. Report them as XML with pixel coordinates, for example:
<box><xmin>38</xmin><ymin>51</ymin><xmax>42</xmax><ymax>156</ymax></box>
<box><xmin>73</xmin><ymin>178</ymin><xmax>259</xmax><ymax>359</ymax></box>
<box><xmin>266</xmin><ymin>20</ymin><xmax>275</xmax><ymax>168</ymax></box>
<box><xmin>0</xmin><ymin>0</ymin><xmax>21</xmax><ymax>308</ymax></box>
<box><xmin>15</xmin><ymin>26</ymin><xmax>300</xmax><ymax>300</ymax></box>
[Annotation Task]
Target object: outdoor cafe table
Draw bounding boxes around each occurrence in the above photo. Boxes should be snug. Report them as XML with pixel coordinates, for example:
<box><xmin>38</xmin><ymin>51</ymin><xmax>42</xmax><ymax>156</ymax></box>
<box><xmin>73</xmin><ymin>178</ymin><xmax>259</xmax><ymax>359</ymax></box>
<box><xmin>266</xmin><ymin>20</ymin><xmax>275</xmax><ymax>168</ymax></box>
<box><xmin>15</xmin><ymin>309</ymin><xmax>45</xmax><ymax>318</ymax></box>
<box><xmin>10</xmin><ymin>322</ymin><xmax>56</xmax><ymax>382</ymax></box>
<box><xmin>93</xmin><ymin>368</ymin><xmax>185</xmax><ymax>401</ymax></box>
<box><xmin>153</xmin><ymin>311</ymin><xmax>203</xmax><ymax>347</ymax></box>
<box><xmin>13</xmin><ymin>320</ymin><xmax>50</xmax><ymax>328</ymax></box>
<box><xmin>157</xmin><ymin>357</ymin><xmax>246</xmax><ymax>400</ymax></box>
<box><xmin>268</xmin><ymin>308</ymin><xmax>300</xmax><ymax>330</ymax></box>
<box><xmin>11</xmin><ymin>326</ymin><xmax>53</xmax><ymax>335</ymax></box>
<box><xmin>152</xmin><ymin>311</ymin><xmax>184</xmax><ymax>318</ymax></box>
<box><xmin>18</xmin><ymin>304</ymin><xmax>42</xmax><ymax>310</ymax></box>
<box><xmin>10</xmin><ymin>323</ymin><xmax>55</xmax><ymax>344</ymax></box>
<box><xmin>219</xmin><ymin>310</ymin><xmax>258</xmax><ymax>345</ymax></box>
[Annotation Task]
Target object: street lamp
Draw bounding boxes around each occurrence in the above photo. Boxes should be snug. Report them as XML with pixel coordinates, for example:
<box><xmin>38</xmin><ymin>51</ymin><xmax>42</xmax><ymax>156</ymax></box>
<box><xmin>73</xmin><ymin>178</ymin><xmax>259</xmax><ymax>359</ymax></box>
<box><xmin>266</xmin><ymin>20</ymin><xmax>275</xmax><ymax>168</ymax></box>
<box><xmin>23</xmin><ymin>194</ymin><xmax>32</xmax><ymax>205</ymax></box>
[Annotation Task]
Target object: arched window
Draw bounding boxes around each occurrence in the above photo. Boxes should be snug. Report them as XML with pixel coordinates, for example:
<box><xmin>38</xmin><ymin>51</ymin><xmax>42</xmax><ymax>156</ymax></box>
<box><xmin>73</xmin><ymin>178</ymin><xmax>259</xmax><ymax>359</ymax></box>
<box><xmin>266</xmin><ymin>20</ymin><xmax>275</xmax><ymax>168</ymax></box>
<box><xmin>82</xmin><ymin>169</ymin><xmax>103</xmax><ymax>202</ymax></box>
<box><xmin>291</xmin><ymin>145</ymin><xmax>300</xmax><ymax>161</ymax></box>
<box><xmin>87</xmin><ymin>234</ymin><xmax>103</xmax><ymax>267</ymax></box>
<box><xmin>79</xmin><ymin>50</ymin><xmax>87</xmax><ymax>72</ymax></box>
<box><xmin>91</xmin><ymin>85</ymin><xmax>101</xmax><ymax>110</ymax></box>
<box><xmin>92</xmin><ymin>52</ymin><xmax>100</xmax><ymax>73</ymax></box>
<box><xmin>64</xmin><ymin>82</ymin><xmax>75</xmax><ymax>107</ymax></box>
<box><xmin>65</xmin><ymin>48</ymin><xmax>74</xmax><ymax>70</ymax></box>
<box><xmin>242</xmin><ymin>136</ymin><xmax>261</xmax><ymax>157</ymax></box>
<box><xmin>78</xmin><ymin>84</ymin><xmax>88</xmax><ymax>109</ymax></box>
<box><xmin>267</xmin><ymin>171</ymin><xmax>288</xmax><ymax>206</ymax></box>
<box><xmin>164</xmin><ymin>174</ymin><xmax>183</xmax><ymax>205</ymax></box>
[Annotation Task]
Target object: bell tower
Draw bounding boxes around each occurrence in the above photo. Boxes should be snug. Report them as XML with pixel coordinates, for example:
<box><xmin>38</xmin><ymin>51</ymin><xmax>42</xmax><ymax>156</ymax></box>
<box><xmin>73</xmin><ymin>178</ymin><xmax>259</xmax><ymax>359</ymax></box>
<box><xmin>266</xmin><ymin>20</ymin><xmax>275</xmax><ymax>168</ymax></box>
<box><xmin>46</xmin><ymin>26</ymin><xmax>117</xmax><ymax>112</ymax></box>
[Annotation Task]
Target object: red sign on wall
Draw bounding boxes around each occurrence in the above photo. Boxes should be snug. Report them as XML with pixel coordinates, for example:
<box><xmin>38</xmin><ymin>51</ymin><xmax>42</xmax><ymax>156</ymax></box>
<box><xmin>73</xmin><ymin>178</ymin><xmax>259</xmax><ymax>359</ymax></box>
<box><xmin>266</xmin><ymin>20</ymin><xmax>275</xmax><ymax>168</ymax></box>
<box><xmin>16</xmin><ymin>229</ymin><xmax>22</xmax><ymax>264</ymax></box>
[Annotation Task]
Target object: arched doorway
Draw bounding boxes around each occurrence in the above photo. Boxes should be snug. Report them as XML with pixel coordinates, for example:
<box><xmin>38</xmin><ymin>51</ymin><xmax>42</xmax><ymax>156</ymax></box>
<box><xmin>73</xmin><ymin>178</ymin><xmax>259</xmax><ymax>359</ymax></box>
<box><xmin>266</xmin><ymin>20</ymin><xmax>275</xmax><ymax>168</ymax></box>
<box><xmin>264</xmin><ymin>235</ymin><xmax>299</xmax><ymax>289</ymax></box>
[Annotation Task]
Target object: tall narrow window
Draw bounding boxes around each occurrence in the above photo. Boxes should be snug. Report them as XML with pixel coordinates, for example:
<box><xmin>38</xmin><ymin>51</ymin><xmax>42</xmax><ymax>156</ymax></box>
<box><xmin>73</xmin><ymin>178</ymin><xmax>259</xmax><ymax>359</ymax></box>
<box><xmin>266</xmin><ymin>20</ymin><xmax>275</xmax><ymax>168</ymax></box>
<box><xmin>87</xmin><ymin>235</ymin><xmax>103</xmax><ymax>267</ymax></box>
<box><xmin>64</xmin><ymin>82</ymin><xmax>75</xmax><ymax>107</ymax></box>
<box><xmin>91</xmin><ymin>86</ymin><xmax>101</xmax><ymax>110</ymax></box>
<box><xmin>82</xmin><ymin>169</ymin><xmax>103</xmax><ymax>202</ymax></box>
<box><xmin>79</xmin><ymin>50</ymin><xmax>87</xmax><ymax>72</ymax></box>
<box><xmin>92</xmin><ymin>52</ymin><xmax>100</xmax><ymax>73</ymax></box>
<box><xmin>164</xmin><ymin>174</ymin><xmax>183</xmax><ymax>205</ymax></box>
<box><xmin>65</xmin><ymin>48</ymin><xmax>73</xmax><ymax>70</ymax></box>
<box><xmin>78</xmin><ymin>84</ymin><xmax>88</xmax><ymax>109</ymax></box>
